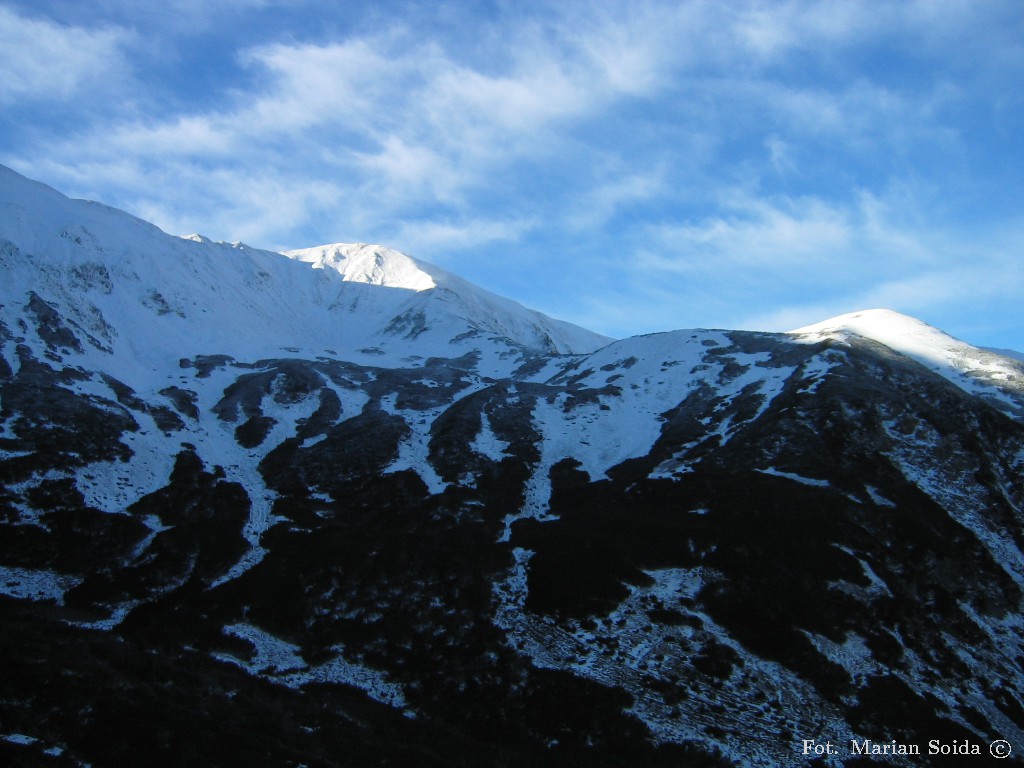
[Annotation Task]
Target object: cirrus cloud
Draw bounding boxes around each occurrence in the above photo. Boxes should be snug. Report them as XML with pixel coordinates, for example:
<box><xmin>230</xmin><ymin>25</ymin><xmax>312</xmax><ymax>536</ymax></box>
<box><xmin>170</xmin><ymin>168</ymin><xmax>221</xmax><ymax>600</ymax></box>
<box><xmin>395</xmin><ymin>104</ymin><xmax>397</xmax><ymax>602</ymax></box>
<box><xmin>0</xmin><ymin>6</ymin><xmax>135</xmax><ymax>104</ymax></box>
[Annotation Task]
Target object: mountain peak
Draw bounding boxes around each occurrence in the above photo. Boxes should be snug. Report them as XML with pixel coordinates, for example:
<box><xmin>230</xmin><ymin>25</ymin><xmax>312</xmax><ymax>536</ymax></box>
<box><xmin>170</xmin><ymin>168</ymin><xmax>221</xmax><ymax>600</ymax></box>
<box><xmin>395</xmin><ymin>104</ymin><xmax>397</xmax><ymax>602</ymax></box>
<box><xmin>790</xmin><ymin>308</ymin><xmax>951</xmax><ymax>350</ymax></box>
<box><xmin>281</xmin><ymin>241</ymin><xmax>612</xmax><ymax>356</ymax></box>
<box><xmin>284</xmin><ymin>242</ymin><xmax>438</xmax><ymax>292</ymax></box>
<box><xmin>791</xmin><ymin>308</ymin><xmax>1024</xmax><ymax>413</ymax></box>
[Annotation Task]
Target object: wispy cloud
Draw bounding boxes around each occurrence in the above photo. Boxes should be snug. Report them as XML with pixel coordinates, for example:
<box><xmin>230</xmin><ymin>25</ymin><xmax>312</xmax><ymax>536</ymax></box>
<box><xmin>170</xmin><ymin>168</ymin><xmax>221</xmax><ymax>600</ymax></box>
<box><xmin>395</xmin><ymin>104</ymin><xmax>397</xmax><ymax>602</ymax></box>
<box><xmin>385</xmin><ymin>216</ymin><xmax>537</xmax><ymax>261</ymax></box>
<box><xmin>566</xmin><ymin>170</ymin><xmax>667</xmax><ymax>231</ymax></box>
<box><xmin>643</xmin><ymin>192</ymin><xmax>854</xmax><ymax>273</ymax></box>
<box><xmin>0</xmin><ymin>6</ymin><xmax>135</xmax><ymax>104</ymax></box>
<box><xmin>14</xmin><ymin>8</ymin><xmax>685</xmax><ymax>246</ymax></box>
<box><xmin>742</xmin><ymin>254</ymin><xmax>1024</xmax><ymax>337</ymax></box>
<box><xmin>584</xmin><ymin>182</ymin><xmax>1020</xmax><ymax>338</ymax></box>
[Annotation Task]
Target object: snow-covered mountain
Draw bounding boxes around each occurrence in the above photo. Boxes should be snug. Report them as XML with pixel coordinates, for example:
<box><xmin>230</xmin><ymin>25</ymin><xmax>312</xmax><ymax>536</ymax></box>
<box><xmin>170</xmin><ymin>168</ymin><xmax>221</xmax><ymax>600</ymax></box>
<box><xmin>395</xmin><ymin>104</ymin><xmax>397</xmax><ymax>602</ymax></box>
<box><xmin>0</xmin><ymin>165</ymin><xmax>608</xmax><ymax>381</ymax></box>
<box><xmin>3</xmin><ymin>165</ymin><xmax>1024</xmax><ymax>767</ymax></box>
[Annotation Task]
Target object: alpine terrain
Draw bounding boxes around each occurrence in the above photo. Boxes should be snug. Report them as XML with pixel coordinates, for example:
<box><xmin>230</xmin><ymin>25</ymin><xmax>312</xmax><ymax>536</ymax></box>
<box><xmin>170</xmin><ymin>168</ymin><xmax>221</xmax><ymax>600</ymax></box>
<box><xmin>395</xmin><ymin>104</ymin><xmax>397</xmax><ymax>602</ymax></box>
<box><xmin>2</xmin><ymin>164</ymin><xmax>1024</xmax><ymax>767</ymax></box>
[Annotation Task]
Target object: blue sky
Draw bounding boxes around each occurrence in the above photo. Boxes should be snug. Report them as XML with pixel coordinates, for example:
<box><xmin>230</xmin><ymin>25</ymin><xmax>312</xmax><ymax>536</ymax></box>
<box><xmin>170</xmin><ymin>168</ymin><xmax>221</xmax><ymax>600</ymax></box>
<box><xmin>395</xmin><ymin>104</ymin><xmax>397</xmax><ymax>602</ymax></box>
<box><xmin>2</xmin><ymin>1</ymin><xmax>1023</xmax><ymax>348</ymax></box>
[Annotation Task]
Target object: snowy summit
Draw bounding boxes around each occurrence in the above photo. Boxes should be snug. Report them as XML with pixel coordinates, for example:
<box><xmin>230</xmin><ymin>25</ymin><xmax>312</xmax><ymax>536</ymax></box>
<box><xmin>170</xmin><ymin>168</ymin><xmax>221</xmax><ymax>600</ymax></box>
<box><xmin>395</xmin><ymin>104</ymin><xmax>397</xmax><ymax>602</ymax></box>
<box><xmin>791</xmin><ymin>308</ymin><xmax>1024</xmax><ymax>409</ymax></box>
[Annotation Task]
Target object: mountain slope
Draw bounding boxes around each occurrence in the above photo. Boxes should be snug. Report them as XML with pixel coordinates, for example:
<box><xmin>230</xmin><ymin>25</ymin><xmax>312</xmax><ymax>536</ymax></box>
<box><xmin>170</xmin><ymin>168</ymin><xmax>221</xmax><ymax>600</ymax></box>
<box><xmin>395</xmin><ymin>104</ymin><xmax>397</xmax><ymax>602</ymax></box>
<box><xmin>2</xmin><ymin>167</ymin><xmax>1024</xmax><ymax>767</ymax></box>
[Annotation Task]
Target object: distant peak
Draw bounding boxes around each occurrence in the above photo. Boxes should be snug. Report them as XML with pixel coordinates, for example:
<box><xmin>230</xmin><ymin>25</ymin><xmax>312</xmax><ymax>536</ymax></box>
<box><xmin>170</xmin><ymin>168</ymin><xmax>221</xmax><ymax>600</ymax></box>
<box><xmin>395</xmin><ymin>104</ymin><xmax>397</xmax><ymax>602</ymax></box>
<box><xmin>790</xmin><ymin>308</ymin><xmax>934</xmax><ymax>336</ymax></box>
<box><xmin>790</xmin><ymin>308</ymin><xmax>960</xmax><ymax>354</ymax></box>
<box><xmin>283</xmin><ymin>242</ymin><xmax>438</xmax><ymax>292</ymax></box>
<box><xmin>792</xmin><ymin>307</ymin><xmax>1024</xmax><ymax>385</ymax></box>
<box><xmin>179</xmin><ymin>233</ymin><xmax>254</xmax><ymax>250</ymax></box>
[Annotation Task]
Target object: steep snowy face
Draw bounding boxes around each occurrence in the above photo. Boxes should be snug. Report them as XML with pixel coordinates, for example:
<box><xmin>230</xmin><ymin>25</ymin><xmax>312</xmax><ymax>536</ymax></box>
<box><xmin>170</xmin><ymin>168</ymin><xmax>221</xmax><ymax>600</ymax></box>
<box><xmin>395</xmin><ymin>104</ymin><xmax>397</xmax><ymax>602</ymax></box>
<box><xmin>791</xmin><ymin>308</ymin><xmax>1024</xmax><ymax>420</ymax></box>
<box><xmin>286</xmin><ymin>241</ymin><xmax>612</xmax><ymax>357</ymax></box>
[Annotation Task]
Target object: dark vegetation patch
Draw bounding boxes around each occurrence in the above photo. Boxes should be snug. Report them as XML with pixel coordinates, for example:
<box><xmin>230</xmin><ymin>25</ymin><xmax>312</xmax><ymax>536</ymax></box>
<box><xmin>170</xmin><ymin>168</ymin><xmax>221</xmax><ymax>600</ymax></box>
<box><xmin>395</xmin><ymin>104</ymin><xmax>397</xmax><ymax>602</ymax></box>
<box><xmin>100</xmin><ymin>373</ymin><xmax>184</xmax><ymax>432</ymax></box>
<box><xmin>260</xmin><ymin>408</ymin><xmax>410</xmax><ymax>496</ymax></box>
<box><xmin>179</xmin><ymin>354</ymin><xmax>235</xmax><ymax>378</ymax></box>
<box><xmin>0</xmin><ymin>374</ymin><xmax>136</xmax><ymax>482</ymax></box>
<box><xmin>26</xmin><ymin>292</ymin><xmax>83</xmax><ymax>353</ymax></box>
<box><xmin>849</xmin><ymin>675</ymin><xmax>981</xmax><ymax>758</ymax></box>
<box><xmin>63</xmin><ymin>451</ymin><xmax>250</xmax><ymax>616</ymax></box>
<box><xmin>235</xmin><ymin>415</ymin><xmax>276</xmax><ymax>448</ymax></box>
<box><xmin>159</xmin><ymin>386</ymin><xmax>199</xmax><ymax>420</ymax></box>
<box><xmin>0</xmin><ymin>486</ymin><xmax>148</xmax><ymax>574</ymax></box>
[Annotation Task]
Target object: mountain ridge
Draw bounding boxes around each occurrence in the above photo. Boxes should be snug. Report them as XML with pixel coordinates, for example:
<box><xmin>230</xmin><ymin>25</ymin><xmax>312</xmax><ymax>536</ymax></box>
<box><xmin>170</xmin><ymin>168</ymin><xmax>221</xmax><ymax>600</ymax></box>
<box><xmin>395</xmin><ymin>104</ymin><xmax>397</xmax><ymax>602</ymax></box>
<box><xmin>0</xmin><ymin>164</ymin><xmax>609</xmax><ymax>383</ymax></box>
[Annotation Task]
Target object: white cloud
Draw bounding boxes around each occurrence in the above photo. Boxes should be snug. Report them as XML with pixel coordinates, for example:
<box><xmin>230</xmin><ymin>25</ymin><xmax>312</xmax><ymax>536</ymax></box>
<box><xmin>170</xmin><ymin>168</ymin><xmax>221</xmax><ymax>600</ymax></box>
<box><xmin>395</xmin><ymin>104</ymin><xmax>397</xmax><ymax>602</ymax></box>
<box><xmin>16</xmin><ymin>0</ymin><xmax>993</xmax><ymax>228</ymax></box>
<box><xmin>0</xmin><ymin>6</ymin><xmax>134</xmax><ymax>104</ymax></box>
<box><xmin>112</xmin><ymin>116</ymin><xmax>236</xmax><ymax>156</ymax></box>
<box><xmin>18</xmin><ymin>9</ymin><xmax>688</xmax><ymax>243</ymax></box>
<box><xmin>171</xmin><ymin>168</ymin><xmax>344</xmax><ymax>247</ymax></box>
<box><xmin>643</xmin><ymin>192</ymin><xmax>854</xmax><ymax>274</ymax></box>
<box><xmin>383</xmin><ymin>216</ymin><xmax>537</xmax><ymax>260</ymax></box>
<box><xmin>567</xmin><ymin>169</ymin><xmax>666</xmax><ymax>231</ymax></box>
<box><xmin>238</xmin><ymin>38</ymin><xmax>412</xmax><ymax>134</ymax></box>
<box><xmin>728</xmin><ymin>0</ymin><xmax>1021</xmax><ymax>64</ymax></box>
<box><xmin>557</xmin><ymin>1</ymin><xmax>697</xmax><ymax>93</ymax></box>
<box><xmin>600</xmin><ymin>183</ymin><xmax>1024</xmax><ymax>339</ymax></box>
<box><xmin>354</xmin><ymin>137</ymin><xmax>457</xmax><ymax>203</ymax></box>
<box><xmin>427</xmin><ymin>62</ymin><xmax>588</xmax><ymax>134</ymax></box>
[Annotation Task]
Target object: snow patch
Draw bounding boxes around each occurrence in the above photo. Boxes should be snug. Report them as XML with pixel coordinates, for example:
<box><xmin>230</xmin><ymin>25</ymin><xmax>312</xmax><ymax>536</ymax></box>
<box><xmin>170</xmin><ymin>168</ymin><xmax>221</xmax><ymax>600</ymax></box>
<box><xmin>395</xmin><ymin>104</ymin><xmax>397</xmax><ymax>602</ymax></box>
<box><xmin>380</xmin><ymin>395</ymin><xmax>450</xmax><ymax>495</ymax></box>
<box><xmin>469</xmin><ymin>412</ymin><xmax>510</xmax><ymax>461</ymax></box>
<box><xmin>0</xmin><ymin>565</ymin><xmax>81</xmax><ymax>604</ymax></box>
<box><xmin>864</xmin><ymin>485</ymin><xmax>896</xmax><ymax>508</ymax></box>
<box><xmin>215</xmin><ymin>623</ymin><xmax>407</xmax><ymax>709</ymax></box>
<box><xmin>216</xmin><ymin>622</ymin><xmax>306</xmax><ymax>673</ymax></box>
<box><xmin>756</xmin><ymin>467</ymin><xmax>831</xmax><ymax>487</ymax></box>
<box><xmin>492</xmin><ymin>552</ymin><xmax>853</xmax><ymax>767</ymax></box>
<box><xmin>282</xmin><ymin>645</ymin><xmax>407</xmax><ymax>709</ymax></box>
